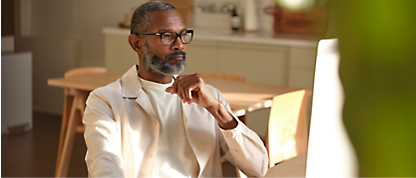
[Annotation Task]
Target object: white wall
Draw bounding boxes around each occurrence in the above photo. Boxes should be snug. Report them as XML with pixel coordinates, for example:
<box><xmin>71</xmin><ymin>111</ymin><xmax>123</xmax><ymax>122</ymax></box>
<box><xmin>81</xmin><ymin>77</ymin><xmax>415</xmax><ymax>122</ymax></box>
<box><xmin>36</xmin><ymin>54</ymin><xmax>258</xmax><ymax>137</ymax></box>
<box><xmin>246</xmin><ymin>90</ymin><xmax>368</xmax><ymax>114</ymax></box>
<box><xmin>15</xmin><ymin>0</ymin><xmax>147</xmax><ymax>114</ymax></box>
<box><xmin>23</xmin><ymin>0</ymin><xmax>147</xmax><ymax>67</ymax></box>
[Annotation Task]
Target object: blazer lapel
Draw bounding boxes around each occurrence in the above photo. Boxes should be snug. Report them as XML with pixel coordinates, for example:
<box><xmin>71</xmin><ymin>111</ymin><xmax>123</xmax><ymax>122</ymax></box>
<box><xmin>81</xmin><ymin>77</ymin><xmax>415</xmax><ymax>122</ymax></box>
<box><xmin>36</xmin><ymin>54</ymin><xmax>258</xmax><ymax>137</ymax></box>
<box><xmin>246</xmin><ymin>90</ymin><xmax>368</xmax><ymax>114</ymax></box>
<box><xmin>135</xmin><ymin>91</ymin><xmax>158</xmax><ymax>120</ymax></box>
<box><xmin>182</xmin><ymin>103</ymin><xmax>216</xmax><ymax>175</ymax></box>
<box><xmin>121</xmin><ymin>65</ymin><xmax>158</xmax><ymax>120</ymax></box>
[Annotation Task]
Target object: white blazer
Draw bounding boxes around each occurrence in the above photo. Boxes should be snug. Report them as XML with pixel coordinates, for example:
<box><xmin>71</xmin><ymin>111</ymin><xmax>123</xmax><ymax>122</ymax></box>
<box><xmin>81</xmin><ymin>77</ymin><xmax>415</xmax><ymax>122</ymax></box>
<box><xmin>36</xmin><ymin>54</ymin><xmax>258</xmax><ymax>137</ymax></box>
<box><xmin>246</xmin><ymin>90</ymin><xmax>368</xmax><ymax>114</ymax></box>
<box><xmin>83</xmin><ymin>65</ymin><xmax>268</xmax><ymax>178</ymax></box>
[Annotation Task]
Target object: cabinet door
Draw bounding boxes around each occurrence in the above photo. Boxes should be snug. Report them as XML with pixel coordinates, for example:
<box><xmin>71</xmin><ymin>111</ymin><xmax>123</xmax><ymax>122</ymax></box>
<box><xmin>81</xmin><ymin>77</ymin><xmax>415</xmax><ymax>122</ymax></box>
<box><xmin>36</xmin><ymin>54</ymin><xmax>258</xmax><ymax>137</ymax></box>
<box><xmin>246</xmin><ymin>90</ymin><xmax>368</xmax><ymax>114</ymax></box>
<box><xmin>218</xmin><ymin>42</ymin><xmax>290</xmax><ymax>86</ymax></box>
<box><xmin>288</xmin><ymin>47</ymin><xmax>317</xmax><ymax>90</ymax></box>
<box><xmin>183</xmin><ymin>40</ymin><xmax>218</xmax><ymax>74</ymax></box>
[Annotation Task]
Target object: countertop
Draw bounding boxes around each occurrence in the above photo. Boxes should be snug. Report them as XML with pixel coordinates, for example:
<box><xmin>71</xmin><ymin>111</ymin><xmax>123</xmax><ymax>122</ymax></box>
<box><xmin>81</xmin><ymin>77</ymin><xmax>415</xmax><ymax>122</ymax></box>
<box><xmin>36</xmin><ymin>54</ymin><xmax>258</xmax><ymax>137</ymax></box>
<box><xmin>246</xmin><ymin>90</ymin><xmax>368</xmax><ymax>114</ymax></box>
<box><xmin>102</xmin><ymin>27</ymin><xmax>320</xmax><ymax>48</ymax></box>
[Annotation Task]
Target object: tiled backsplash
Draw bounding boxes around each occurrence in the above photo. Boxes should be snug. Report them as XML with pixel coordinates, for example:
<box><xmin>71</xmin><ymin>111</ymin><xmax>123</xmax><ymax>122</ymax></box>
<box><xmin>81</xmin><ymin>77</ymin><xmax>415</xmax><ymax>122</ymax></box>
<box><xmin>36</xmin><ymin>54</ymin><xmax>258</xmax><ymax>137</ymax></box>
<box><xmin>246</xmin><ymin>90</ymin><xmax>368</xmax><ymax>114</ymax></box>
<box><xmin>192</xmin><ymin>0</ymin><xmax>275</xmax><ymax>33</ymax></box>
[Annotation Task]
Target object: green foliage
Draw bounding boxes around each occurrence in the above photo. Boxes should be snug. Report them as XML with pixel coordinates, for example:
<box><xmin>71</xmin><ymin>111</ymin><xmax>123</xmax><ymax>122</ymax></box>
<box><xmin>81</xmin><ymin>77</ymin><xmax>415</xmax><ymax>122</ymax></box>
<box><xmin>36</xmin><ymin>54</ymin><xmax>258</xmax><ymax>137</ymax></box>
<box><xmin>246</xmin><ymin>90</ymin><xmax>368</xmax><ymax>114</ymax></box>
<box><xmin>337</xmin><ymin>0</ymin><xmax>416</xmax><ymax>176</ymax></box>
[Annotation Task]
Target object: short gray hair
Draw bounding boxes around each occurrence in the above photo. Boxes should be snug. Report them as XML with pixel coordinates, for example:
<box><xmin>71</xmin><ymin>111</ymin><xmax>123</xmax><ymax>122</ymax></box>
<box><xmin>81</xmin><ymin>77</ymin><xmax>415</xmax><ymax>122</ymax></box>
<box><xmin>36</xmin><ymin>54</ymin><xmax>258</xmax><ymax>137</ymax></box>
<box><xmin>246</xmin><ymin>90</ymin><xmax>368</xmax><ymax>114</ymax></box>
<box><xmin>130</xmin><ymin>1</ymin><xmax>176</xmax><ymax>34</ymax></box>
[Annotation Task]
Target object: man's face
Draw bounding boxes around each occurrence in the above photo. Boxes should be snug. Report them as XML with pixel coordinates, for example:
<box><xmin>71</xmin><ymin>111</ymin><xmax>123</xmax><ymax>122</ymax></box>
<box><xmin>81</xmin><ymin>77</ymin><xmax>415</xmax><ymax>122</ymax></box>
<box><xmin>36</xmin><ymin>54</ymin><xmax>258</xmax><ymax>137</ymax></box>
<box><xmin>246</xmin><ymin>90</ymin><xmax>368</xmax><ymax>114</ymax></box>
<box><xmin>141</xmin><ymin>9</ymin><xmax>187</xmax><ymax>75</ymax></box>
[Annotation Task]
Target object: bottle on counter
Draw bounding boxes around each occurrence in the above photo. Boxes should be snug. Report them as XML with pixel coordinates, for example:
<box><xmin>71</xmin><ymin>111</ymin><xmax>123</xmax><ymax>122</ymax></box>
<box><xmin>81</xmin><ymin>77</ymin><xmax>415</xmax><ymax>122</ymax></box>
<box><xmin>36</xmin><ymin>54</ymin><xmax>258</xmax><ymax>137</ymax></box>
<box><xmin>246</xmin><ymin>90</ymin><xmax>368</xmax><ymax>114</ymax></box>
<box><xmin>230</xmin><ymin>8</ymin><xmax>241</xmax><ymax>32</ymax></box>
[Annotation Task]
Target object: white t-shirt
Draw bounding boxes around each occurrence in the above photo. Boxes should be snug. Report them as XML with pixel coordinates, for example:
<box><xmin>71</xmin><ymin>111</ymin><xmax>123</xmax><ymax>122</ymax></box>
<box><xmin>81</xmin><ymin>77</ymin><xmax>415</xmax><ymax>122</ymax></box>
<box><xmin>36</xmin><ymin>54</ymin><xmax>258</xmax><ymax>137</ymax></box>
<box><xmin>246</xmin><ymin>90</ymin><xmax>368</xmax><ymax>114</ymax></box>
<box><xmin>139</xmin><ymin>77</ymin><xmax>199</xmax><ymax>178</ymax></box>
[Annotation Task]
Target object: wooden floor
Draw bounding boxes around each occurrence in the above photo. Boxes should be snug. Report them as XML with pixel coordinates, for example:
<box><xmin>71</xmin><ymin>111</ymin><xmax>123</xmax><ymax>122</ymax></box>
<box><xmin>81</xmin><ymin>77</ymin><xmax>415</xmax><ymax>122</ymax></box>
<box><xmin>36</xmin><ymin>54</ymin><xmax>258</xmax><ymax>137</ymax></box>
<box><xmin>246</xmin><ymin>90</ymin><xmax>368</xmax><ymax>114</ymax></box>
<box><xmin>1</xmin><ymin>112</ymin><xmax>238</xmax><ymax>177</ymax></box>
<box><xmin>1</xmin><ymin>112</ymin><xmax>88</xmax><ymax>177</ymax></box>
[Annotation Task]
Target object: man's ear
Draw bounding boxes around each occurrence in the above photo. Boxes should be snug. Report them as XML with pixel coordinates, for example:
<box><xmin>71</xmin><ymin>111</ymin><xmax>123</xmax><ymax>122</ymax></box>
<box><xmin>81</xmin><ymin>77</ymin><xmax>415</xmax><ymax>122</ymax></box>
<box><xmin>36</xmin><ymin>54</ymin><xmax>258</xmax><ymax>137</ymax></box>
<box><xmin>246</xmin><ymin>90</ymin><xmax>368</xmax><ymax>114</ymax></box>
<box><xmin>128</xmin><ymin>34</ymin><xmax>143</xmax><ymax>54</ymax></box>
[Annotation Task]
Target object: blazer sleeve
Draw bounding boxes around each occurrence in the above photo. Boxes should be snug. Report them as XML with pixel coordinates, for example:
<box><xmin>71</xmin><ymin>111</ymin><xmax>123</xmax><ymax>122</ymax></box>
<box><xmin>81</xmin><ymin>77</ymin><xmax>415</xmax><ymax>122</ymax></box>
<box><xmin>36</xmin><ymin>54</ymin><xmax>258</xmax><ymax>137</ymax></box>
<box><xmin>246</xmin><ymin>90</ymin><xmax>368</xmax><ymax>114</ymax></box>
<box><xmin>210</xmin><ymin>87</ymin><xmax>269</xmax><ymax>177</ymax></box>
<box><xmin>83</xmin><ymin>90</ymin><xmax>124</xmax><ymax>178</ymax></box>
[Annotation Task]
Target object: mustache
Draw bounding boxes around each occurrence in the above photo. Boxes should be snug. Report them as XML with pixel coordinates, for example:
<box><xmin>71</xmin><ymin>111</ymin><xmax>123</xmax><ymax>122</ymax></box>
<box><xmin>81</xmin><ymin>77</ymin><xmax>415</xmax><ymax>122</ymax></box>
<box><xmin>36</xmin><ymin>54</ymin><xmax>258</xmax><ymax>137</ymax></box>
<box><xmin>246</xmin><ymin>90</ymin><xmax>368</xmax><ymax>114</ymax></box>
<box><xmin>165</xmin><ymin>51</ymin><xmax>186</xmax><ymax>60</ymax></box>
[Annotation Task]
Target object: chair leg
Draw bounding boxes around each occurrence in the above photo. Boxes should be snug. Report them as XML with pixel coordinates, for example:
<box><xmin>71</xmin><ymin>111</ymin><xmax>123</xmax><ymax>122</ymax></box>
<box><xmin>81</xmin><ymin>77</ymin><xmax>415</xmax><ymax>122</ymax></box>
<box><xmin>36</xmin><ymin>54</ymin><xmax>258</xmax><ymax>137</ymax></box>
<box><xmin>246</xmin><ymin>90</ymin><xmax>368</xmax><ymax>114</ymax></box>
<box><xmin>55</xmin><ymin>95</ymin><xmax>80</xmax><ymax>177</ymax></box>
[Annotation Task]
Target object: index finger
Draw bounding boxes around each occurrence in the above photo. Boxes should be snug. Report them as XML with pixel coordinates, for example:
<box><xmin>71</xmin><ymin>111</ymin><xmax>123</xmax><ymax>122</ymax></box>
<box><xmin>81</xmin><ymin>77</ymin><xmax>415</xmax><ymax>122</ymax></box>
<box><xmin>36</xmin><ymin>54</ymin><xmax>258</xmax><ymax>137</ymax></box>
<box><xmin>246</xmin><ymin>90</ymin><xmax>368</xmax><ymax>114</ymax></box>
<box><xmin>168</xmin><ymin>75</ymin><xmax>185</xmax><ymax>94</ymax></box>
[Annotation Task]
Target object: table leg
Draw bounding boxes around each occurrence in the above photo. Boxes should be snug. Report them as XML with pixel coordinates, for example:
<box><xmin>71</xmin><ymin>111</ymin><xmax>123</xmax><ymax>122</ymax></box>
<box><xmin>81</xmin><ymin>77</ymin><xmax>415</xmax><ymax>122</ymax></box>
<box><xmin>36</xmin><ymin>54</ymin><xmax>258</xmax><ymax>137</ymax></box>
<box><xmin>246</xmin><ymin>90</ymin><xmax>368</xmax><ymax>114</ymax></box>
<box><xmin>55</xmin><ymin>94</ymin><xmax>81</xmax><ymax>177</ymax></box>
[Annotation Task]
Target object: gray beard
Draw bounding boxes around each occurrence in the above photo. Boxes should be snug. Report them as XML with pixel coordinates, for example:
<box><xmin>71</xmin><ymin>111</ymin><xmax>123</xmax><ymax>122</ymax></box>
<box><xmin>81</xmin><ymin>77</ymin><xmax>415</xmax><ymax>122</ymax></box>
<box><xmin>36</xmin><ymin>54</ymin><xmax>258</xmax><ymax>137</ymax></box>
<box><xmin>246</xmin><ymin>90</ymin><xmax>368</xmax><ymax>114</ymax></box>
<box><xmin>143</xmin><ymin>40</ymin><xmax>186</xmax><ymax>76</ymax></box>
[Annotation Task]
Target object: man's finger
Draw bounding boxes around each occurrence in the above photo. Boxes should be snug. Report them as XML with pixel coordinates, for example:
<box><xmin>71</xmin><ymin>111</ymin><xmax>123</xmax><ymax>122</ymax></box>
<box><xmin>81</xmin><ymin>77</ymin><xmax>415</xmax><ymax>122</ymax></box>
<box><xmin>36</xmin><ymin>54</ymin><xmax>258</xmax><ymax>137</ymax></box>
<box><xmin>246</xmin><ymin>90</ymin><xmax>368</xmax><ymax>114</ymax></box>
<box><xmin>170</xmin><ymin>77</ymin><xmax>182</xmax><ymax>94</ymax></box>
<box><xmin>181</xmin><ymin>77</ymin><xmax>197</xmax><ymax>99</ymax></box>
<box><xmin>165</xmin><ymin>87</ymin><xmax>172</xmax><ymax>93</ymax></box>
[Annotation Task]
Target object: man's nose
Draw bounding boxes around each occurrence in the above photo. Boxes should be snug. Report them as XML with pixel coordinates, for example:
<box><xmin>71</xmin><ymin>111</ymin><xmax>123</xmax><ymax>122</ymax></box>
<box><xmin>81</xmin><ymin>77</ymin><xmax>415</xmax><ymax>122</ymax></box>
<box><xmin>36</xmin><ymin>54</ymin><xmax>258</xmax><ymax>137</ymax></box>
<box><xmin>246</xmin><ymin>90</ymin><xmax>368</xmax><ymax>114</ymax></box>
<box><xmin>171</xmin><ymin>35</ymin><xmax>184</xmax><ymax>51</ymax></box>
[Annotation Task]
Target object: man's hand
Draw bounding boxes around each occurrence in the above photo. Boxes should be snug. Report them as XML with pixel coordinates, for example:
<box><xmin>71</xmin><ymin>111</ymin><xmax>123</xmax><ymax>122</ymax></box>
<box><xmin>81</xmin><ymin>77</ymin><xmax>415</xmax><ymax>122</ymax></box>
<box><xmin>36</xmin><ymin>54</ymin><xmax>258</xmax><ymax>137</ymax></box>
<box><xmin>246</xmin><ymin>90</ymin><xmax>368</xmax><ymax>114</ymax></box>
<box><xmin>165</xmin><ymin>74</ymin><xmax>218</xmax><ymax>108</ymax></box>
<box><xmin>165</xmin><ymin>74</ymin><xmax>237</xmax><ymax>129</ymax></box>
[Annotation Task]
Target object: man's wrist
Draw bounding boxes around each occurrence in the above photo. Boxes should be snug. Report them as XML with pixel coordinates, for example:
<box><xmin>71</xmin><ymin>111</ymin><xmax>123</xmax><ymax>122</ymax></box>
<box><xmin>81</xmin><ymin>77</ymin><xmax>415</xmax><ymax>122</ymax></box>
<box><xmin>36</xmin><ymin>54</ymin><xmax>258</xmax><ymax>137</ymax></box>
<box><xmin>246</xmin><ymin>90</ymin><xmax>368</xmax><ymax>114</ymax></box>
<box><xmin>205</xmin><ymin>100</ymin><xmax>221</xmax><ymax>112</ymax></box>
<box><xmin>206</xmin><ymin>101</ymin><xmax>238</xmax><ymax>130</ymax></box>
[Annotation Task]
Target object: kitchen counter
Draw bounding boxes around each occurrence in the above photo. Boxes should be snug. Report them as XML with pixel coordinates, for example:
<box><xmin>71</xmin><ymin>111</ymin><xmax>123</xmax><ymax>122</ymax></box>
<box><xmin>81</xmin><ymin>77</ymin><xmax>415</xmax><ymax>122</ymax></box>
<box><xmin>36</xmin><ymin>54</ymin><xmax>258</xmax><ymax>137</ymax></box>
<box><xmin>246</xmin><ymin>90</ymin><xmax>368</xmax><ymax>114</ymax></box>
<box><xmin>102</xmin><ymin>27</ymin><xmax>319</xmax><ymax>48</ymax></box>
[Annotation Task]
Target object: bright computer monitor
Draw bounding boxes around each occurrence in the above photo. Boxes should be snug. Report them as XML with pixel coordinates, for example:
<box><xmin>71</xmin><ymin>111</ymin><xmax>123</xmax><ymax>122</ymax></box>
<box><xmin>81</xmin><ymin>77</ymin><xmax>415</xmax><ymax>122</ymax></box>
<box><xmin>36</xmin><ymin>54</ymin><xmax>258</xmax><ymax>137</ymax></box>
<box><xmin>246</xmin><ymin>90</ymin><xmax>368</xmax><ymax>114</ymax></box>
<box><xmin>305</xmin><ymin>39</ymin><xmax>358</xmax><ymax>177</ymax></box>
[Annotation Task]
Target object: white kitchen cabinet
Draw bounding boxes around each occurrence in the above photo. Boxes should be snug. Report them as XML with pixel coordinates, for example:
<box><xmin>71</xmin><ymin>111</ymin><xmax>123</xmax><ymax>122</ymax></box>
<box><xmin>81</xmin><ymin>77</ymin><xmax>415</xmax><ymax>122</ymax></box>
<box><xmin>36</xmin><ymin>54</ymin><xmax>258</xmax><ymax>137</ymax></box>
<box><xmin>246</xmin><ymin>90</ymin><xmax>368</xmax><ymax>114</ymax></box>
<box><xmin>183</xmin><ymin>40</ymin><xmax>219</xmax><ymax>74</ymax></box>
<box><xmin>184</xmin><ymin>40</ymin><xmax>317</xmax><ymax>88</ymax></box>
<box><xmin>288</xmin><ymin>47</ymin><xmax>317</xmax><ymax>89</ymax></box>
<box><xmin>186</xmin><ymin>40</ymin><xmax>292</xmax><ymax>86</ymax></box>
<box><xmin>218</xmin><ymin>42</ymin><xmax>290</xmax><ymax>86</ymax></box>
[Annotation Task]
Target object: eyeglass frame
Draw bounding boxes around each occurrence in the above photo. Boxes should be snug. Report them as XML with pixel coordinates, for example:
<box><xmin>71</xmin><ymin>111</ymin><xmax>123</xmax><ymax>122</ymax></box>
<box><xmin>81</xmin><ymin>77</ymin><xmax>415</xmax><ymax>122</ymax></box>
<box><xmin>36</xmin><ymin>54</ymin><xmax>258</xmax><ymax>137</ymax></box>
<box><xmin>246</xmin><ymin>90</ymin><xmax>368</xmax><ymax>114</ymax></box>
<box><xmin>134</xmin><ymin>30</ymin><xmax>194</xmax><ymax>46</ymax></box>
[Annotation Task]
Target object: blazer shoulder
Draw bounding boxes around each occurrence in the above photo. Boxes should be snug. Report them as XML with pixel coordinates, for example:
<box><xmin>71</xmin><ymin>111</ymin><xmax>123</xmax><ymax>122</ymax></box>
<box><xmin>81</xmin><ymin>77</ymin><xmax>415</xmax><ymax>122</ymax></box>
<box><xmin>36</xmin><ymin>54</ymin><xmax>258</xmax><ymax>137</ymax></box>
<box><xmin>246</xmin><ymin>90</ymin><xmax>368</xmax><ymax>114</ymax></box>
<box><xmin>90</xmin><ymin>79</ymin><xmax>123</xmax><ymax>100</ymax></box>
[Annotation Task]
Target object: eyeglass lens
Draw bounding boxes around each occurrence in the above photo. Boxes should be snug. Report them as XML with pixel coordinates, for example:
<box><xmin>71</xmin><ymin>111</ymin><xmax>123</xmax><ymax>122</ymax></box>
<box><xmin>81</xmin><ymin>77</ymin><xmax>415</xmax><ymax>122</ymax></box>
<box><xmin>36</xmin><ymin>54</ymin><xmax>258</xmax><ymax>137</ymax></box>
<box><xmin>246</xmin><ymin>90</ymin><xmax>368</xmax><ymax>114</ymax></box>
<box><xmin>161</xmin><ymin>31</ymin><xmax>192</xmax><ymax>45</ymax></box>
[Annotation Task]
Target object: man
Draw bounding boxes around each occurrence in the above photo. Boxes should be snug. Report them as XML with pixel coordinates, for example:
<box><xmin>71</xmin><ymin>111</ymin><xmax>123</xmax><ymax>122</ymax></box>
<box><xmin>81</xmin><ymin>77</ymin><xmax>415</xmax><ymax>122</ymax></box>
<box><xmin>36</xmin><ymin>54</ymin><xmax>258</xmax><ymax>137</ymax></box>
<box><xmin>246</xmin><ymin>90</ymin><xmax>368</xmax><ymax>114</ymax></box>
<box><xmin>83</xmin><ymin>1</ymin><xmax>268</xmax><ymax>177</ymax></box>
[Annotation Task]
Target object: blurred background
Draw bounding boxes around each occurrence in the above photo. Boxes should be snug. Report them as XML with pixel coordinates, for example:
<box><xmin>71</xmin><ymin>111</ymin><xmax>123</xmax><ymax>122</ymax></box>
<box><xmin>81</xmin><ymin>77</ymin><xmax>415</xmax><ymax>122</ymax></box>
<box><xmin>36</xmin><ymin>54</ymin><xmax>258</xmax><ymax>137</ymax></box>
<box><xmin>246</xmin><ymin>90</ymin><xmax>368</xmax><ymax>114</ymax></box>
<box><xmin>2</xmin><ymin>0</ymin><xmax>416</xmax><ymax>177</ymax></box>
<box><xmin>1</xmin><ymin>0</ymin><xmax>329</xmax><ymax>177</ymax></box>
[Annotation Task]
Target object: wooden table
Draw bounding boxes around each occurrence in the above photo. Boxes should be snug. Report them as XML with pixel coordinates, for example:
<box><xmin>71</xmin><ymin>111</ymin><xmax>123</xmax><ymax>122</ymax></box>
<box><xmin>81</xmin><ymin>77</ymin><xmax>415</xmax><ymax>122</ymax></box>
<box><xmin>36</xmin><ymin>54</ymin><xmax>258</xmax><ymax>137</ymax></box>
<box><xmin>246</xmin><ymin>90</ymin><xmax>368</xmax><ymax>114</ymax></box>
<box><xmin>48</xmin><ymin>70</ymin><xmax>305</xmax><ymax>114</ymax></box>
<box><xmin>48</xmin><ymin>70</ymin><xmax>306</xmax><ymax>177</ymax></box>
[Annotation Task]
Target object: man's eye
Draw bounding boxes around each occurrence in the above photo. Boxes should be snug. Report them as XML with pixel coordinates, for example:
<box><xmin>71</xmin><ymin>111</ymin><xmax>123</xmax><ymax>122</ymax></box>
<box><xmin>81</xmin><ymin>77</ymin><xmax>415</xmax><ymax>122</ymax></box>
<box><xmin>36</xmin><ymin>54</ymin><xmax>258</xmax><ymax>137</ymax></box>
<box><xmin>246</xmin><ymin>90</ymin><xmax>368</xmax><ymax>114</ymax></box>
<box><xmin>162</xmin><ymin>33</ymin><xmax>172</xmax><ymax>38</ymax></box>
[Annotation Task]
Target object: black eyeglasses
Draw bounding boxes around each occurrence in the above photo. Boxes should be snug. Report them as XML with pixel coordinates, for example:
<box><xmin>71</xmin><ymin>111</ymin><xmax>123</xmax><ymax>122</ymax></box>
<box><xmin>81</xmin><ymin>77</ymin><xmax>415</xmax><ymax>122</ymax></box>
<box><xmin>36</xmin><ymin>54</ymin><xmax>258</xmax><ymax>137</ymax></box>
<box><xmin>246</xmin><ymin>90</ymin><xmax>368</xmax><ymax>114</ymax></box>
<box><xmin>135</xmin><ymin>30</ymin><xmax>194</xmax><ymax>46</ymax></box>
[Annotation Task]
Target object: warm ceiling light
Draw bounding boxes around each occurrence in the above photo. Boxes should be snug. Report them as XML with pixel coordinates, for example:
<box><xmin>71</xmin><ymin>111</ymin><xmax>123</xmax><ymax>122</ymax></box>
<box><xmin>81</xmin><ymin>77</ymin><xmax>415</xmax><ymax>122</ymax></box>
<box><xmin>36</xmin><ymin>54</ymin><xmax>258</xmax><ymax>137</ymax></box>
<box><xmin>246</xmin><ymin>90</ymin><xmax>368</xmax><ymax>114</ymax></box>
<box><xmin>275</xmin><ymin>0</ymin><xmax>316</xmax><ymax>11</ymax></box>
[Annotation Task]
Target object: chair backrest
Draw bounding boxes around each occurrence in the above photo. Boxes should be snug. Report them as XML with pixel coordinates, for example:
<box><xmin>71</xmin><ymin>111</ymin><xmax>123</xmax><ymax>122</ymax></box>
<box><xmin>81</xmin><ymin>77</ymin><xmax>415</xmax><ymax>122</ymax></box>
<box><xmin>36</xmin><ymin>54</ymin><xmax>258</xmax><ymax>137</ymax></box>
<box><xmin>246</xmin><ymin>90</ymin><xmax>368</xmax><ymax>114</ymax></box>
<box><xmin>64</xmin><ymin>67</ymin><xmax>107</xmax><ymax>78</ymax></box>
<box><xmin>198</xmin><ymin>73</ymin><xmax>246</xmax><ymax>82</ymax></box>
<box><xmin>266</xmin><ymin>90</ymin><xmax>310</xmax><ymax>167</ymax></box>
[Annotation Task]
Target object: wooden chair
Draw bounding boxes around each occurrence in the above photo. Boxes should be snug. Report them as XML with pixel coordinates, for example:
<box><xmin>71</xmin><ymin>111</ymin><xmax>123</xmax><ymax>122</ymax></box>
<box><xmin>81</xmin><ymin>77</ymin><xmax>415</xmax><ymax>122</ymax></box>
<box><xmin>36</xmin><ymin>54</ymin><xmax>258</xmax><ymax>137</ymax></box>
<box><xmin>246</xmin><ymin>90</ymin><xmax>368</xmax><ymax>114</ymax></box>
<box><xmin>237</xmin><ymin>89</ymin><xmax>309</xmax><ymax>176</ymax></box>
<box><xmin>198</xmin><ymin>72</ymin><xmax>246</xmax><ymax>82</ymax></box>
<box><xmin>266</xmin><ymin>90</ymin><xmax>310</xmax><ymax>167</ymax></box>
<box><xmin>55</xmin><ymin>67</ymin><xmax>107</xmax><ymax>177</ymax></box>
